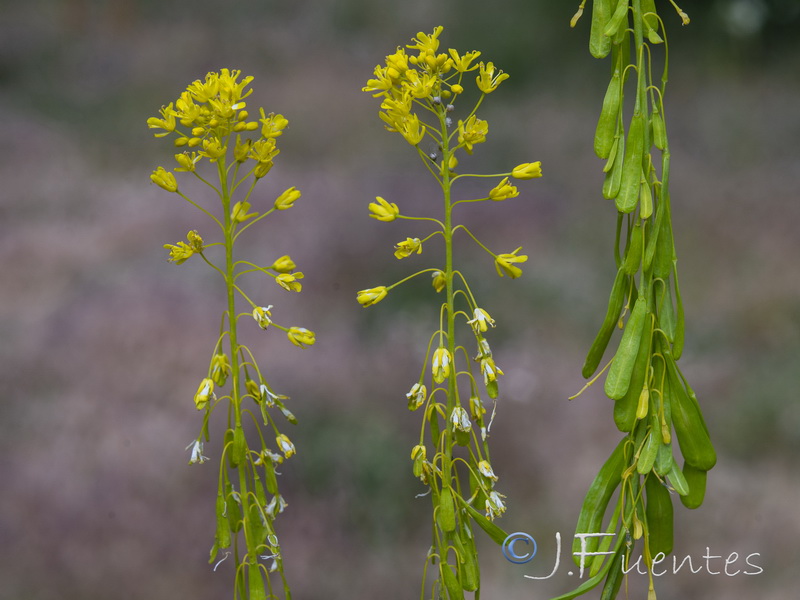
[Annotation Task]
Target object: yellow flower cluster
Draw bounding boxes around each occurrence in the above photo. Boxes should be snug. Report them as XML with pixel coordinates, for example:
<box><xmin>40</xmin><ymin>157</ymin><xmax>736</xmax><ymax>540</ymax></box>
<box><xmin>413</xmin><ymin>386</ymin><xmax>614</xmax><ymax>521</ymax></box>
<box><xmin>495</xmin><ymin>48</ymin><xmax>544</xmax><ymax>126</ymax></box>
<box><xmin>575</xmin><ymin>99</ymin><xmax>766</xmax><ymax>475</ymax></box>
<box><xmin>147</xmin><ymin>68</ymin><xmax>289</xmax><ymax>180</ymax></box>
<box><xmin>362</xmin><ymin>26</ymin><xmax>509</xmax><ymax>152</ymax></box>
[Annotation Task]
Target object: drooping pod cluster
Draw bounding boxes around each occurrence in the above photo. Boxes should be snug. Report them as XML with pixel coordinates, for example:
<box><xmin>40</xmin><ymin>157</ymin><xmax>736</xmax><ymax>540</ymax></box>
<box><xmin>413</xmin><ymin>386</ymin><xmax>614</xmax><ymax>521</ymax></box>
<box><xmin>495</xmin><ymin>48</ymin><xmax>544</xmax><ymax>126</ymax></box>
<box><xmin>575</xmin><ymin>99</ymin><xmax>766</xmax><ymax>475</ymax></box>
<box><xmin>561</xmin><ymin>3</ymin><xmax>714</xmax><ymax>600</ymax></box>
<box><xmin>148</xmin><ymin>69</ymin><xmax>314</xmax><ymax>600</ymax></box>
<box><xmin>360</xmin><ymin>27</ymin><xmax>542</xmax><ymax>599</ymax></box>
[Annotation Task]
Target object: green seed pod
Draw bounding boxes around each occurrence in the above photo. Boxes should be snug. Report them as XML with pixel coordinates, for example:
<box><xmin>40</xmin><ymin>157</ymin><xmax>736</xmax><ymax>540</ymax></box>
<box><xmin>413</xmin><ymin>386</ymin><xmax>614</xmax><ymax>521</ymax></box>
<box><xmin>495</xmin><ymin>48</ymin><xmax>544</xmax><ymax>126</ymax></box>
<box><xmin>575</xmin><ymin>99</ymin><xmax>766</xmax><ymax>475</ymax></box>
<box><xmin>454</xmin><ymin>527</ymin><xmax>480</xmax><ymax>591</ymax></box>
<box><xmin>440</xmin><ymin>562</ymin><xmax>463</xmax><ymax>600</ymax></box>
<box><xmin>572</xmin><ymin>438</ymin><xmax>626</xmax><ymax>566</ymax></box>
<box><xmin>643</xmin><ymin>187</ymin><xmax>663</xmax><ymax>271</ymax></box>
<box><xmin>605</xmin><ymin>297</ymin><xmax>648</xmax><ymax>399</ymax></box>
<box><xmin>215</xmin><ymin>493</ymin><xmax>231</xmax><ymax>549</ymax></box>
<box><xmin>657</xmin><ymin>278</ymin><xmax>676</xmax><ymax>342</ymax></box>
<box><xmin>595</xmin><ymin>70</ymin><xmax>622</xmax><ymax>158</ymax></box>
<box><xmin>639</xmin><ymin>179</ymin><xmax>653</xmax><ymax>219</ymax></box>
<box><xmin>590</xmin><ymin>0</ymin><xmax>615</xmax><ymax>58</ymax></box>
<box><xmin>622</xmin><ymin>221</ymin><xmax>643</xmax><ymax>275</ymax></box>
<box><xmin>667</xmin><ymin>457</ymin><xmax>690</xmax><ymax>496</ymax></box>
<box><xmin>680</xmin><ymin>462</ymin><xmax>708</xmax><ymax>509</ymax></box>
<box><xmin>231</xmin><ymin>425</ymin><xmax>246</xmax><ymax>467</ymax></box>
<box><xmin>637</xmin><ymin>425</ymin><xmax>660</xmax><ymax>474</ymax></box>
<box><xmin>667</xmin><ymin>359</ymin><xmax>716</xmax><ymax>470</ymax></box>
<box><xmin>614</xmin><ymin>319</ymin><xmax>651</xmax><ymax>432</ymax></box>
<box><xmin>438</xmin><ymin>486</ymin><xmax>457</xmax><ymax>532</ymax></box>
<box><xmin>583</xmin><ymin>268</ymin><xmax>628</xmax><ymax>378</ymax></box>
<box><xmin>635</xmin><ymin>386</ymin><xmax>649</xmax><ymax>420</ymax></box>
<box><xmin>428</xmin><ymin>403</ymin><xmax>441</xmax><ymax>447</ymax></box>
<box><xmin>458</xmin><ymin>497</ymin><xmax>508</xmax><ymax>545</ymax></box>
<box><xmin>602</xmin><ymin>125</ymin><xmax>625</xmax><ymax>199</ymax></box>
<box><xmin>599</xmin><ymin>546</ymin><xmax>626</xmax><ymax>600</ymax></box>
<box><xmin>604</xmin><ymin>0</ymin><xmax>630</xmax><ymax>38</ymax></box>
<box><xmin>654</xmin><ymin>441</ymin><xmax>673</xmax><ymax>476</ymax></box>
<box><xmin>248</xmin><ymin>564</ymin><xmax>266</xmax><ymax>600</ymax></box>
<box><xmin>263</xmin><ymin>458</ymin><xmax>278</xmax><ymax>495</ymax></box>
<box><xmin>616</xmin><ymin>113</ymin><xmax>645</xmax><ymax>213</ymax></box>
<box><xmin>652</xmin><ymin>105</ymin><xmax>667</xmax><ymax>150</ymax></box>
<box><xmin>226</xmin><ymin>483</ymin><xmax>243</xmax><ymax>533</ymax></box>
<box><xmin>645</xmin><ymin>474</ymin><xmax>674</xmax><ymax>557</ymax></box>
<box><xmin>603</xmin><ymin>137</ymin><xmax>619</xmax><ymax>173</ymax></box>
<box><xmin>653</xmin><ymin>207</ymin><xmax>674</xmax><ymax>279</ymax></box>
<box><xmin>224</xmin><ymin>427</ymin><xmax>235</xmax><ymax>469</ymax></box>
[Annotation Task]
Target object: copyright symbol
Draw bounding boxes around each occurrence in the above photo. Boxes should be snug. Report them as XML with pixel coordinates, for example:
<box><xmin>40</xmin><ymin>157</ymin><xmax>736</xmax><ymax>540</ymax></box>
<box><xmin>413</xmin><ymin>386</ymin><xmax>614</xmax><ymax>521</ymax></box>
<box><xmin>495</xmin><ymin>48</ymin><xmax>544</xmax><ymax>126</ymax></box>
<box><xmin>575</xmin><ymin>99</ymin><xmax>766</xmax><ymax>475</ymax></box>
<box><xmin>502</xmin><ymin>532</ymin><xmax>537</xmax><ymax>564</ymax></box>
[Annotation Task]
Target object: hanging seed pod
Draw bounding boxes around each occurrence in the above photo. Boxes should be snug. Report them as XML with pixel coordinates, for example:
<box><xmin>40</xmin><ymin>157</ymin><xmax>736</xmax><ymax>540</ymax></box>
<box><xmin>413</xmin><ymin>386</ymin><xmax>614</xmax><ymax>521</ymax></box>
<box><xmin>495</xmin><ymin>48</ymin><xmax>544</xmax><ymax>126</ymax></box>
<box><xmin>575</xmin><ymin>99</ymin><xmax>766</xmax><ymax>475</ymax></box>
<box><xmin>605</xmin><ymin>296</ymin><xmax>648</xmax><ymax>399</ymax></box>
<box><xmin>679</xmin><ymin>462</ymin><xmax>708</xmax><ymax>509</ymax></box>
<box><xmin>616</xmin><ymin>113</ymin><xmax>645</xmax><ymax>213</ymax></box>
<box><xmin>438</xmin><ymin>486</ymin><xmax>457</xmax><ymax>532</ymax></box>
<box><xmin>603</xmin><ymin>125</ymin><xmax>625</xmax><ymax>199</ymax></box>
<box><xmin>595</xmin><ymin>69</ymin><xmax>622</xmax><ymax>158</ymax></box>
<box><xmin>582</xmin><ymin>268</ymin><xmax>628</xmax><ymax>378</ymax></box>
<box><xmin>645</xmin><ymin>474</ymin><xmax>674</xmax><ymax>556</ymax></box>
<box><xmin>572</xmin><ymin>438</ymin><xmax>626</xmax><ymax>566</ymax></box>
<box><xmin>590</xmin><ymin>0</ymin><xmax>615</xmax><ymax>58</ymax></box>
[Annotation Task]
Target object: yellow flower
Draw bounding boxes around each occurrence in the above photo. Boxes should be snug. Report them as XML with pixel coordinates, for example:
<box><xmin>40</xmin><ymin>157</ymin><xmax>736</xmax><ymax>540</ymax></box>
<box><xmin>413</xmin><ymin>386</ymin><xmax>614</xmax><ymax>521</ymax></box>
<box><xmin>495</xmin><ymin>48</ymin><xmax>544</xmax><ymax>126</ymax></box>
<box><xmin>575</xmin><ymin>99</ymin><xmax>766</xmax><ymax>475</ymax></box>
<box><xmin>478</xmin><ymin>460</ymin><xmax>498</xmax><ymax>482</ymax></box>
<box><xmin>368</xmin><ymin>196</ymin><xmax>400</xmax><ymax>222</ymax></box>
<box><xmin>163</xmin><ymin>241</ymin><xmax>194</xmax><ymax>264</ymax></box>
<box><xmin>287</xmin><ymin>327</ymin><xmax>315</xmax><ymax>348</ymax></box>
<box><xmin>274</xmin><ymin>186</ymin><xmax>301</xmax><ymax>210</ymax></box>
<box><xmin>276</xmin><ymin>434</ymin><xmax>296</xmax><ymax>458</ymax></box>
<box><xmin>259</xmin><ymin>110</ymin><xmax>289</xmax><ymax>139</ymax></box>
<box><xmin>271</xmin><ymin>255</ymin><xmax>296</xmax><ymax>273</ymax></box>
<box><xmin>488</xmin><ymin>177</ymin><xmax>519</xmax><ymax>201</ymax></box>
<box><xmin>457</xmin><ymin>115</ymin><xmax>488</xmax><ymax>154</ymax></box>
<box><xmin>448</xmin><ymin>49</ymin><xmax>482</xmax><ymax>72</ymax></box>
<box><xmin>432</xmin><ymin>347</ymin><xmax>452</xmax><ymax>383</ymax></box>
<box><xmin>357</xmin><ymin>286</ymin><xmax>388</xmax><ymax>307</ymax></box>
<box><xmin>406</xmin><ymin>26</ymin><xmax>444</xmax><ymax>54</ymax></box>
<box><xmin>381</xmin><ymin>111</ymin><xmax>425</xmax><ymax>146</ymax></box>
<box><xmin>431</xmin><ymin>270</ymin><xmax>446</xmax><ymax>293</ymax></box>
<box><xmin>231</xmin><ymin>200</ymin><xmax>257</xmax><ymax>222</ymax></box>
<box><xmin>476</xmin><ymin>61</ymin><xmax>509</xmax><ymax>94</ymax></box>
<box><xmin>253</xmin><ymin>305</ymin><xmax>273</xmax><ymax>329</ymax></box>
<box><xmin>406</xmin><ymin>383</ymin><xmax>427</xmax><ymax>410</ymax></box>
<box><xmin>210</xmin><ymin>353</ymin><xmax>230</xmax><ymax>387</ymax></box>
<box><xmin>480</xmin><ymin>356</ymin><xmax>504</xmax><ymax>384</ymax></box>
<box><xmin>470</xmin><ymin>395</ymin><xmax>486</xmax><ymax>419</ymax></box>
<box><xmin>200</xmin><ymin>138</ymin><xmax>226</xmax><ymax>161</ymax></box>
<box><xmin>450</xmin><ymin>406</ymin><xmax>471</xmax><ymax>432</ymax></box>
<box><xmin>193</xmin><ymin>378</ymin><xmax>215</xmax><ymax>410</ymax></box>
<box><xmin>250</xmin><ymin>138</ymin><xmax>278</xmax><ymax>178</ymax></box>
<box><xmin>394</xmin><ymin>237</ymin><xmax>422</xmax><ymax>259</ymax></box>
<box><xmin>276</xmin><ymin>272</ymin><xmax>303</xmax><ymax>292</ymax></box>
<box><xmin>147</xmin><ymin>104</ymin><xmax>177</xmax><ymax>137</ymax></box>
<box><xmin>511</xmin><ymin>162</ymin><xmax>543</xmax><ymax>180</ymax></box>
<box><xmin>404</xmin><ymin>70</ymin><xmax>436</xmax><ymax>99</ymax></box>
<box><xmin>468</xmin><ymin>308</ymin><xmax>495</xmax><ymax>333</ymax></box>
<box><xmin>151</xmin><ymin>167</ymin><xmax>178</xmax><ymax>192</ymax></box>
<box><xmin>494</xmin><ymin>247</ymin><xmax>528</xmax><ymax>279</ymax></box>
<box><xmin>174</xmin><ymin>152</ymin><xmax>200</xmax><ymax>172</ymax></box>
<box><xmin>485</xmin><ymin>490</ymin><xmax>507</xmax><ymax>519</ymax></box>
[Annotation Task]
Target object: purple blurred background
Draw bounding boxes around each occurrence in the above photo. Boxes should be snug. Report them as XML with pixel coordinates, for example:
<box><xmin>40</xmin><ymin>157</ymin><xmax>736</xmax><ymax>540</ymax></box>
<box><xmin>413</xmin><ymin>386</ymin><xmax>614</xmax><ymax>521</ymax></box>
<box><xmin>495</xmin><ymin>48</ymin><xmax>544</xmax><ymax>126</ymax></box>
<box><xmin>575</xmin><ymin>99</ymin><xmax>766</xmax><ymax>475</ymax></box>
<box><xmin>1</xmin><ymin>1</ymin><xmax>798</xmax><ymax>599</ymax></box>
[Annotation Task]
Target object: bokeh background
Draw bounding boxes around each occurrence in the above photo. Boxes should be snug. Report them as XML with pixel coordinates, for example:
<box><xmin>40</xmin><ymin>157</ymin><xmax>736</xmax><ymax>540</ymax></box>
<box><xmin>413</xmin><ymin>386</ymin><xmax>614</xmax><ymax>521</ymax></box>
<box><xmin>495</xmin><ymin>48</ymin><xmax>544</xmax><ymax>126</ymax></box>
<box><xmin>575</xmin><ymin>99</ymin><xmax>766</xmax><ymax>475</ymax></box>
<box><xmin>1</xmin><ymin>1</ymin><xmax>799</xmax><ymax>598</ymax></box>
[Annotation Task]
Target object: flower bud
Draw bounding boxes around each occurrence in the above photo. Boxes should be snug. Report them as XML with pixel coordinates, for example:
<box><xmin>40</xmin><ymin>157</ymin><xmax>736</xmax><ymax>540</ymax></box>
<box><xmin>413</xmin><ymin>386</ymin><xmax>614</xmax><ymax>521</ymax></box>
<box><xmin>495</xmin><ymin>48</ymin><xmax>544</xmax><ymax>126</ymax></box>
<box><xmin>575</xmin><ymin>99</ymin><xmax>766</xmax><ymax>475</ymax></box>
<box><xmin>511</xmin><ymin>161</ymin><xmax>543</xmax><ymax>180</ymax></box>
<box><xmin>151</xmin><ymin>167</ymin><xmax>178</xmax><ymax>192</ymax></box>
<box><xmin>287</xmin><ymin>327</ymin><xmax>315</xmax><ymax>348</ymax></box>
<box><xmin>357</xmin><ymin>286</ymin><xmax>388</xmax><ymax>307</ymax></box>
<box><xmin>271</xmin><ymin>255</ymin><xmax>296</xmax><ymax>273</ymax></box>
<box><xmin>274</xmin><ymin>186</ymin><xmax>301</xmax><ymax>210</ymax></box>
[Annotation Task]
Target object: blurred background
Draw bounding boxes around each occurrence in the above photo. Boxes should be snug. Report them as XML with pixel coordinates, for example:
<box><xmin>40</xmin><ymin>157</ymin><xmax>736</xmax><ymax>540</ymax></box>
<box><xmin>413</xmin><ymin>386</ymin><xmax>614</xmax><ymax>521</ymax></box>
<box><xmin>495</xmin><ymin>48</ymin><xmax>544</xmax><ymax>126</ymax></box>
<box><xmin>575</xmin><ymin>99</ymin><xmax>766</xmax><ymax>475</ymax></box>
<box><xmin>1</xmin><ymin>0</ymin><xmax>798</xmax><ymax>598</ymax></box>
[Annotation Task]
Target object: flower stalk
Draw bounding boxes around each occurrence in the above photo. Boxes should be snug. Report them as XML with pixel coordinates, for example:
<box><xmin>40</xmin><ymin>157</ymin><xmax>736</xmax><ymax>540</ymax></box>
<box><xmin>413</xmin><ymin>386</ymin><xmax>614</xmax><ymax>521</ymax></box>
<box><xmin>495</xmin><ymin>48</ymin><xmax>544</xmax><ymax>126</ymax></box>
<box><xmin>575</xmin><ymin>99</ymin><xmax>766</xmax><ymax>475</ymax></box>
<box><xmin>148</xmin><ymin>69</ymin><xmax>314</xmax><ymax>600</ymax></box>
<box><xmin>361</xmin><ymin>27</ymin><xmax>542</xmax><ymax>598</ymax></box>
